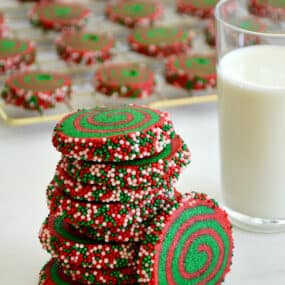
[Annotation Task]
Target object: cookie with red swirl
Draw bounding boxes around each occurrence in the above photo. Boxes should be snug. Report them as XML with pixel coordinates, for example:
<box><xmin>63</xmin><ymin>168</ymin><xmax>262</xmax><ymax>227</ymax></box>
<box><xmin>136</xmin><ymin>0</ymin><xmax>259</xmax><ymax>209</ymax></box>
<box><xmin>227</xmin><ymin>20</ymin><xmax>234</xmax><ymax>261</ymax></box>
<box><xmin>106</xmin><ymin>0</ymin><xmax>163</xmax><ymax>28</ymax></box>
<box><xmin>56</xmin><ymin>31</ymin><xmax>115</xmax><ymax>65</ymax></box>
<box><xmin>128</xmin><ymin>26</ymin><xmax>193</xmax><ymax>57</ymax></box>
<box><xmin>177</xmin><ymin>0</ymin><xmax>218</xmax><ymax>19</ymax></box>
<box><xmin>248</xmin><ymin>0</ymin><xmax>285</xmax><ymax>20</ymax></box>
<box><xmin>137</xmin><ymin>192</ymin><xmax>233</xmax><ymax>284</ymax></box>
<box><xmin>165</xmin><ymin>54</ymin><xmax>217</xmax><ymax>90</ymax></box>
<box><xmin>1</xmin><ymin>71</ymin><xmax>71</xmax><ymax>112</ymax></box>
<box><xmin>52</xmin><ymin>105</ymin><xmax>175</xmax><ymax>162</ymax></box>
<box><xmin>95</xmin><ymin>63</ymin><xmax>155</xmax><ymax>98</ymax></box>
<box><xmin>30</xmin><ymin>2</ymin><xmax>91</xmax><ymax>31</ymax></box>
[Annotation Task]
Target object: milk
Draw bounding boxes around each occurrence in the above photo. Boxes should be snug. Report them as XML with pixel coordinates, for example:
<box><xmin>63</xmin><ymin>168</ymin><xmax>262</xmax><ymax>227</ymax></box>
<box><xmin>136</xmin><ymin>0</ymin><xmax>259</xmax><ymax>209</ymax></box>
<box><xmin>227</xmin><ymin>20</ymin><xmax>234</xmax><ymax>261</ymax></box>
<box><xmin>218</xmin><ymin>45</ymin><xmax>285</xmax><ymax>219</ymax></box>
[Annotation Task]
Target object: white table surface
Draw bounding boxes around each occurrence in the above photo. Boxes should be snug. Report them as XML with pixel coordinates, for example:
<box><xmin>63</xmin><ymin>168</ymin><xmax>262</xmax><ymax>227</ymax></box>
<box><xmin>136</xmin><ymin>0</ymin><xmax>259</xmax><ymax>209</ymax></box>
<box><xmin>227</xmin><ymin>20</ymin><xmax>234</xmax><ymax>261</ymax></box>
<box><xmin>1</xmin><ymin>102</ymin><xmax>285</xmax><ymax>285</ymax></box>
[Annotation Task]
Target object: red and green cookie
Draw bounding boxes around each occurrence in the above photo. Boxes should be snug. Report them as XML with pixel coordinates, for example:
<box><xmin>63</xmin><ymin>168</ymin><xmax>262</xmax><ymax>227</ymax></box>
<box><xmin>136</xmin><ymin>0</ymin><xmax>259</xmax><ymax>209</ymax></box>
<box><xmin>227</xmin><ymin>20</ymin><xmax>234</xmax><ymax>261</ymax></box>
<box><xmin>137</xmin><ymin>192</ymin><xmax>234</xmax><ymax>284</ymax></box>
<box><xmin>177</xmin><ymin>0</ymin><xmax>218</xmax><ymax>19</ymax></box>
<box><xmin>106</xmin><ymin>0</ymin><xmax>163</xmax><ymax>28</ymax></box>
<box><xmin>30</xmin><ymin>2</ymin><xmax>91</xmax><ymax>31</ymax></box>
<box><xmin>61</xmin><ymin>263</ymin><xmax>138</xmax><ymax>284</ymax></box>
<box><xmin>95</xmin><ymin>63</ymin><xmax>155</xmax><ymax>98</ymax></box>
<box><xmin>57</xmin><ymin>135</ymin><xmax>190</xmax><ymax>188</ymax></box>
<box><xmin>52</xmin><ymin>105</ymin><xmax>175</xmax><ymax>162</ymax></box>
<box><xmin>48</xmin><ymin>186</ymin><xmax>168</xmax><ymax>231</ymax></box>
<box><xmin>39</xmin><ymin>259</ymin><xmax>75</xmax><ymax>285</ymax></box>
<box><xmin>1</xmin><ymin>71</ymin><xmax>71</xmax><ymax>112</ymax></box>
<box><xmin>39</xmin><ymin>215</ymin><xmax>139</xmax><ymax>269</ymax></box>
<box><xmin>165</xmin><ymin>54</ymin><xmax>217</xmax><ymax>90</ymax></box>
<box><xmin>56</xmin><ymin>31</ymin><xmax>115</xmax><ymax>65</ymax></box>
<box><xmin>0</xmin><ymin>38</ymin><xmax>36</xmax><ymax>74</ymax></box>
<box><xmin>248</xmin><ymin>0</ymin><xmax>285</xmax><ymax>20</ymax></box>
<box><xmin>128</xmin><ymin>26</ymin><xmax>193</xmax><ymax>57</ymax></box>
<box><xmin>50</xmin><ymin>169</ymin><xmax>173</xmax><ymax>203</ymax></box>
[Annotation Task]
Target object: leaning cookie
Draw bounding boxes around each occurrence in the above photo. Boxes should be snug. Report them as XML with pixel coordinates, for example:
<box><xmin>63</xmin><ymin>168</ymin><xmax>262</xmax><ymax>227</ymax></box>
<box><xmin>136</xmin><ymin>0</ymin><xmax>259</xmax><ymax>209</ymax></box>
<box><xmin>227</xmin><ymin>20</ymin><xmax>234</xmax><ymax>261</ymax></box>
<box><xmin>1</xmin><ymin>71</ymin><xmax>71</xmax><ymax>112</ymax></box>
<box><xmin>165</xmin><ymin>54</ymin><xmax>216</xmax><ymax>90</ymax></box>
<box><xmin>128</xmin><ymin>26</ymin><xmax>193</xmax><ymax>57</ymax></box>
<box><xmin>137</xmin><ymin>192</ymin><xmax>234</xmax><ymax>284</ymax></box>
<box><xmin>248</xmin><ymin>0</ymin><xmax>285</xmax><ymax>20</ymax></box>
<box><xmin>39</xmin><ymin>216</ymin><xmax>139</xmax><ymax>269</ymax></box>
<box><xmin>52</xmin><ymin>105</ymin><xmax>175</xmax><ymax>162</ymax></box>
<box><xmin>0</xmin><ymin>38</ymin><xmax>36</xmax><ymax>74</ymax></box>
<box><xmin>56</xmin><ymin>31</ymin><xmax>115</xmax><ymax>65</ymax></box>
<box><xmin>30</xmin><ymin>2</ymin><xmax>91</xmax><ymax>31</ymax></box>
<box><xmin>177</xmin><ymin>0</ymin><xmax>218</xmax><ymax>19</ymax></box>
<box><xmin>58</xmin><ymin>135</ymin><xmax>190</xmax><ymax>187</ymax></box>
<box><xmin>95</xmin><ymin>63</ymin><xmax>155</xmax><ymax>98</ymax></box>
<box><xmin>106</xmin><ymin>0</ymin><xmax>163</xmax><ymax>28</ymax></box>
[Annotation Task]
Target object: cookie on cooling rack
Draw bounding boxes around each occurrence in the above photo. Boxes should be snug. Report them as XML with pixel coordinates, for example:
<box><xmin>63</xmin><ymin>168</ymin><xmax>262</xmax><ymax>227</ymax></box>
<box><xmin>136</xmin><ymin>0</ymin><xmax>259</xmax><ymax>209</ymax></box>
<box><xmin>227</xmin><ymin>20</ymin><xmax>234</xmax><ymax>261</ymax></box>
<box><xmin>165</xmin><ymin>54</ymin><xmax>217</xmax><ymax>90</ymax></box>
<box><xmin>56</xmin><ymin>31</ymin><xmax>115</xmax><ymax>65</ymax></box>
<box><xmin>128</xmin><ymin>26</ymin><xmax>193</xmax><ymax>57</ymax></box>
<box><xmin>0</xmin><ymin>38</ymin><xmax>36</xmax><ymax>74</ymax></box>
<box><xmin>30</xmin><ymin>2</ymin><xmax>91</xmax><ymax>31</ymax></box>
<box><xmin>106</xmin><ymin>0</ymin><xmax>163</xmax><ymax>28</ymax></box>
<box><xmin>1</xmin><ymin>71</ymin><xmax>71</xmax><ymax>112</ymax></box>
<box><xmin>249</xmin><ymin>0</ymin><xmax>285</xmax><ymax>20</ymax></box>
<box><xmin>177</xmin><ymin>0</ymin><xmax>218</xmax><ymax>19</ymax></box>
<box><xmin>95</xmin><ymin>62</ymin><xmax>155</xmax><ymax>98</ymax></box>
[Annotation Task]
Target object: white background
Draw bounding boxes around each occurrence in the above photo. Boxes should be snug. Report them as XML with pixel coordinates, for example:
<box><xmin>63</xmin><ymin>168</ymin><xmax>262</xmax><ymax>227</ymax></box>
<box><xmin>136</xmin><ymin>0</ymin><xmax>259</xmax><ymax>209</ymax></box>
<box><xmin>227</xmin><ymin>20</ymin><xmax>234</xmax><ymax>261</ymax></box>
<box><xmin>0</xmin><ymin>103</ymin><xmax>285</xmax><ymax>284</ymax></box>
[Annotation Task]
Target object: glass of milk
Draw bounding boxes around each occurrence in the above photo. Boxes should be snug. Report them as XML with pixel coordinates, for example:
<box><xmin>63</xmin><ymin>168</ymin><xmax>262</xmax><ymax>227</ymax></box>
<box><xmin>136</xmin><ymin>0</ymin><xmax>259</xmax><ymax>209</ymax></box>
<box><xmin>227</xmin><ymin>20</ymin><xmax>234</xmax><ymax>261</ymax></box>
<box><xmin>216</xmin><ymin>0</ymin><xmax>285</xmax><ymax>232</ymax></box>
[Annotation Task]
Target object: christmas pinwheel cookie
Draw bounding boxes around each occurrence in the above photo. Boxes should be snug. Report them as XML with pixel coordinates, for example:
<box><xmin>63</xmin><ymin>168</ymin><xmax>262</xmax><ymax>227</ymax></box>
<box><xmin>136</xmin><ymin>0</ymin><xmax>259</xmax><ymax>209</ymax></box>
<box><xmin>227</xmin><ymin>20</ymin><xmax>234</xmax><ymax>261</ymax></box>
<box><xmin>52</xmin><ymin>105</ymin><xmax>175</xmax><ymax>162</ymax></box>
<box><xmin>106</xmin><ymin>0</ymin><xmax>163</xmax><ymax>28</ymax></box>
<box><xmin>249</xmin><ymin>0</ymin><xmax>285</xmax><ymax>20</ymax></box>
<box><xmin>177</xmin><ymin>0</ymin><xmax>218</xmax><ymax>19</ymax></box>
<box><xmin>0</xmin><ymin>38</ymin><xmax>36</xmax><ymax>74</ymax></box>
<box><xmin>95</xmin><ymin>63</ymin><xmax>155</xmax><ymax>98</ymax></box>
<box><xmin>165</xmin><ymin>54</ymin><xmax>217</xmax><ymax>90</ymax></box>
<box><xmin>1</xmin><ymin>71</ymin><xmax>72</xmax><ymax>112</ymax></box>
<box><xmin>137</xmin><ymin>192</ymin><xmax>234</xmax><ymax>284</ymax></box>
<box><xmin>128</xmin><ymin>26</ymin><xmax>193</xmax><ymax>57</ymax></box>
<box><xmin>56</xmin><ymin>31</ymin><xmax>115</xmax><ymax>65</ymax></box>
<box><xmin>30</xmin><ymin>2</ymin><xmax>91</xmax><ymax>31</ymax></box>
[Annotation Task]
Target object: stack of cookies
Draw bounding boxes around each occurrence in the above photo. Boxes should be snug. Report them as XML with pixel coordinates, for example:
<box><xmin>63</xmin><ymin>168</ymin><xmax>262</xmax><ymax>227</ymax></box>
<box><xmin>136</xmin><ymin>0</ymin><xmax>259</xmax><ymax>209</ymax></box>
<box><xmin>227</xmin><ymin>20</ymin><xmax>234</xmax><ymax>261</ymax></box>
<box><xmin>38</xmin><ymin>104</ymin><xmax>234</xmax><ymax>284</ymax></box>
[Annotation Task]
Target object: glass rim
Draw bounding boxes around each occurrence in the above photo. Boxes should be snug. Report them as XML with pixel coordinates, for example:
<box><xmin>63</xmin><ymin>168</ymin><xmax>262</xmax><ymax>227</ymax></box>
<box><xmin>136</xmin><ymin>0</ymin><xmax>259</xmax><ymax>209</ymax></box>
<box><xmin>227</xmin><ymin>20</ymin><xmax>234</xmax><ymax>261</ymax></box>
<box><xmin>215</xmin><ymin>0</ymin><xmax>285</xmax><ymax>38</ymax></box>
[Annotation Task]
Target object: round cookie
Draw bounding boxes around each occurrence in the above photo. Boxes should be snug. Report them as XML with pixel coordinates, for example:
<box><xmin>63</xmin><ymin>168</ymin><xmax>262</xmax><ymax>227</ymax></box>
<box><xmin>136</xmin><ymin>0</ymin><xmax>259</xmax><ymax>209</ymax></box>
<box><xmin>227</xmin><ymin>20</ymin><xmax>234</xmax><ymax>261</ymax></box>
<box><xmin>165</xmin><ymin>54</ymin><xmax>217</xmax><ymax>90</ymax></box>
<box><xmin>61</xmin><ymin>263</ymin><xmax>138</xmax><ymax>284</ymax></box>
<box><xmin>2</xmin><ymin>71</ymin><xmax>71</xmax><ymax>112</ymax></box>
<box><xmin>47</xmin><ymin>186</ymin><xmax>169</xmax><ymax>231</ymax></box>
<box><xmin>49</xmin><ymin>169</ymin><xmax>173</xmax><ymax>203</ymax></box>
<box><xmin>30</xmin><ymin>2</ymin><xmax>91</xmax><ymax>31</ymax></box>
<box><xmin>52</xmin><ymin>105</ymin><xmax>175</xmax><ymax>162</ymax></box>
<box><xmin>137</xmin><ymin>192</ymin><xmax>234</xmax><ymax>284</ymax></box>
<box><xmin>248</xmin><ymin>0</ymin><xmax>285</xmax><ymax>20</ymax></box>
<box><xmin>39</xmin><ymin>259</ymin><xmax>74</xmax><ymax>285</ymax></box>
<box><xmin>177</xmin><ymin>0</ymin><xmax>218</xmax><ymax>19</ymax></box>
<box><xmin>58</xmin><ymin>135</ymin><xmax>190</xmax><ymax>187</ymax></box>
<box><xmin>95</xmin><ymin>63</ymin><xmax>155</xmax><ymax>98</ymax></box>
<box><xmin>56</xmin><ymin>31</ymin><xmax>115</xmax><ymax>65</ymax></box>
<box><xmin>128</xmin><ymin>26</ymin><xmax>193</xmax><ymax>57</ymax></box>
<box><xmin>39</xmin><ymin>215</ymin><xmax>139</xmax><ymax>269</ymax></box>
<box><xmin>0</xmin><ymin>38</ymin><xmax>36</xmax><ymax>74</ymax></box>
<box><xmin>106</xmin><ymin>0</ymin><xmax>163</xmax><ymax>28</ymax></box>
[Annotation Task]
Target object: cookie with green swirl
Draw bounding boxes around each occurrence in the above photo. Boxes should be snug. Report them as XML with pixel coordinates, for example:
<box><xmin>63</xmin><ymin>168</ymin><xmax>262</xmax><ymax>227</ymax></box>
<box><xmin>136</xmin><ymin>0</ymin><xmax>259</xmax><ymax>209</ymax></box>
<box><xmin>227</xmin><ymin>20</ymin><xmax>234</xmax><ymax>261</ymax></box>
<box><xmin>52</xmin><ymin>105</ymin><xmax>175</xmax><ymax>162</ymax></box>
<box><xmin>56</xmin><ymin>31</ymin><xmax>115</xmax><ymax>65</ymax></box>
<box><xmin>177</xmin><ymin>0</ymin><xmax>218</xmax><ymax>19</ymax></box>
<box><xmin>249</xmin><ymin>0</ymin><xmax>285</xmax><ymax>20</ymax></box>
<box><xmin>95</xmin><ymin>63</ymin><xmax>155</xmax><ymax>98</ymax></box>
<box><xmin>106</xmin><ymin>0</ymin><xmax>163</xmax><ymax>28</ymax></box>
<box><xmin>128</xmin><ymin>26</ymin><xmax>193</xmax><ymax>57</ymax></box>
<box><xmin>137</xmin><ymin>192</ymin><xmax>234</xmax><ymax>284</ymax></box>
<box><xmin>57</xmin><ymin>135</ymin><xmax>190</xmax><ymax>188</ymax></box>
<box><xmin>165</xmin><ymin>54</ymin><xmax>217</xmax><ymax>90</ymax></box>
<box><xmin>2</xmin><ymin>71</ymin><xmax>72</xmax><ymax>112</ymax></box>
<box><xmin>0</xmin><ymin>38</ymin><xmax>36</xmax><ymax>74</ymax></box>
<box><xmin>30</xmin><ymin>2</ymin><xmax>91</xmax><ymax>31</ymax></box>
<box><xmin>39</xmin><ymin>216</ymin><xmax>139</xmax><ymax>269</ymax></box>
